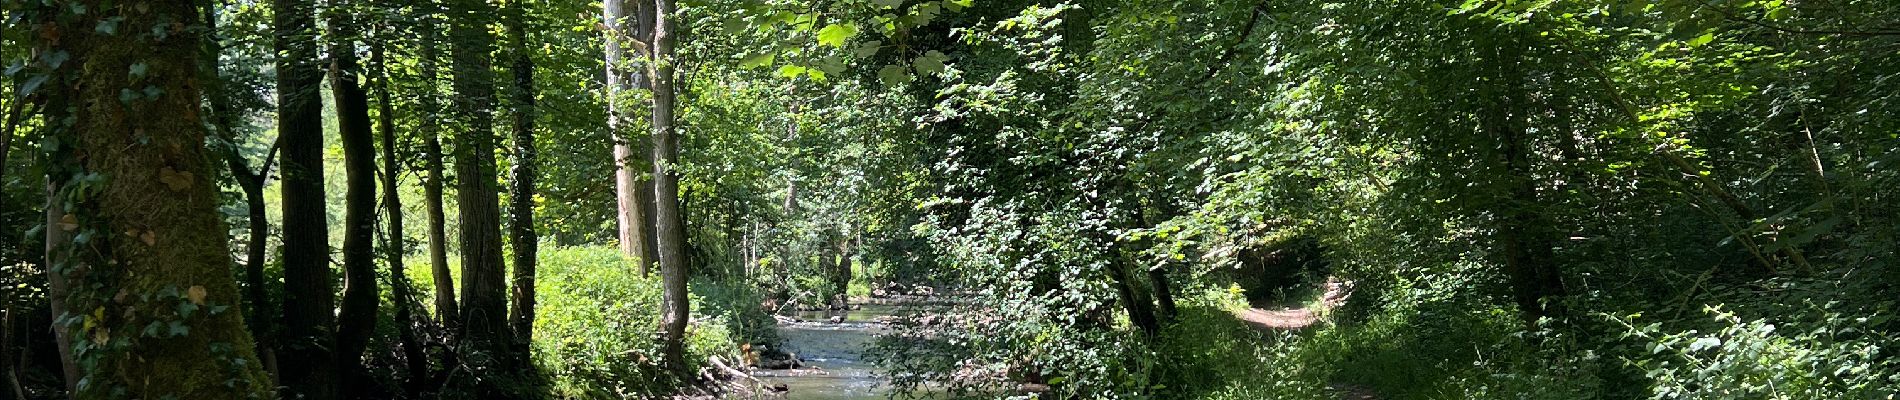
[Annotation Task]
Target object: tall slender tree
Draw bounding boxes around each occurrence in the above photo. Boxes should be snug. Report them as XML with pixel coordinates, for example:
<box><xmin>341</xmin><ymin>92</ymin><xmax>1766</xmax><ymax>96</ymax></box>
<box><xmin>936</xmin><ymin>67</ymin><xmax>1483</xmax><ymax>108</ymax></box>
<box><xmin>448</xmin><ymin>0</ymin><xmax>513</xmax><ymax>375</ymax></box>
<box><xmin>275</xmin><ymin>0</ymin><xmax>339</xmax><ymax>392</ymax></box>
<box><xmin>418</xmin><ymin>0</ymin><xmax>461</xmax><ymax>328</ymax></box>
<box><xmin>505</xmin><ymin>0</ymin><xmax>541</xmax><ymax>362</ymax></box>
<box><xmin>201</xmin><ymin>0</ymin><xmax>282</xmax><ymax>379</ymax></box>
<box><xmin>328</xmin><ymin>1</ymin><xmax>383</xmax><ymax>386</ymax></box>
<box><xmin>646</xmin><ymin>0</ymin><xmax>690</xmax><ymax>378</ymax></box>
<box><xmin>33</xmin><ymin>0</ymin><xmax>274</xmax><ymax>396</ymax></box>
<box><xmin>373</xmin><ymin>27</ymin><xmax>431</xmax><ymax>396</ymax></box>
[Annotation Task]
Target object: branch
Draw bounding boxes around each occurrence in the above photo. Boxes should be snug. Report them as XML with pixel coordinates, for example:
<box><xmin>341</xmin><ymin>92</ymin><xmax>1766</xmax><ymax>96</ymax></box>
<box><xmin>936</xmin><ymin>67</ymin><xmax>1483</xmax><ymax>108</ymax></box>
<box><xmin>1195</xmin><ymin>1</ymin><xmax>1271</xmax><ymax>86</ymax></box>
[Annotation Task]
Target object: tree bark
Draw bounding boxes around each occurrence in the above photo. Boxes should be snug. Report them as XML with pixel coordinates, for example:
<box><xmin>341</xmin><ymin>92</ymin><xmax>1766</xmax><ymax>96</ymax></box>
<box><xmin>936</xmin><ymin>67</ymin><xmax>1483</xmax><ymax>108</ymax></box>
<box><xmin>505</xmin><ymin>2</ymin><xmax>541</xmax><ymax>363</ymax></box>
<box><xmin>39</xmin><ymin>0</ymin><xmax>275</xmax><ymax>395</ymax></box>
<box><xmin>449</xmin><ymin>0</ymin><xmax>513</xmax><ymax>376</ymax></box>
<box><xmin>373</xmin><ymin>37</ymin><xmax>431</xmax><ymax>396</ymax></box>
<box><xmin>43</xmin><ymin>182</ymin><xmax>77</xmax><ymax>394</ymax></box>
<box><xmin>418</xmin><ymin>0</ymin><xmax>461</xmax><ymax>328</ymax></box>
<box><xmin>605</xmin><ymin>0</ymin><xmax>658</xmax><ymax>274</ymax></box>
<box><xmin>276</xmin><ymin>0</ymin><xmax>340</xmax><ymax>392</ymax></box>
<box><xmin>647</xmin><ymin>0</ymin><xmax>691</xmax><ymax>379</ymax></box>
<box><xmin>328</xmin><ymin>6</ymin><xmax>382</xmax><ymax>389</ymax></box>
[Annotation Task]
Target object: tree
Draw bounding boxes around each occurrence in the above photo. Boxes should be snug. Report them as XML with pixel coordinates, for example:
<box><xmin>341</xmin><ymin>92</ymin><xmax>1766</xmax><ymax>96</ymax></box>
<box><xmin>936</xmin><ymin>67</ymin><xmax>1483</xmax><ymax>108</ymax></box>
<box><xmin>200</xmin><ymin>0</ymin><xmax>281</xmax><ymax>377</ymax></box>
<box><xmin>276</xmin><ymin>0</ymin><xmax>340</xmax><ymax>392</ymax></box>
<box><xmin>373</xmin><ymin>32</ymin><xmax>432</xmax><ymax>395</ymax></box>
<box><xmin>505</xmin><ymin>0</ymin><xmax>541</xmax><ymax>362</ymax></box>
<box><xmin>417</xmin><ymin>0</ymin><xmax>461</xmax><ymax>329</ymax></box>
<box><xmin>603</xmin><ymin>0</ymin><xmax>658</xmax><ymax>274</ymax></box>
<box><xmin>448</xmin><ymin>0</ymin><xmax>513</xmax><ymax>375</ymax></box>
<box><xmin>645</xmin><ymin>0</ymin><xmax>689</xmax><ymax>378</ymax></box>
<box><xmin>32</xmin><ymin>0</ymin><xmax>273</xmax><ymax>396</ymax></box>
<box><xmin>327</xmin><ymin>1</ymin><xmax>383</xmax><ymax>386</ymax></box>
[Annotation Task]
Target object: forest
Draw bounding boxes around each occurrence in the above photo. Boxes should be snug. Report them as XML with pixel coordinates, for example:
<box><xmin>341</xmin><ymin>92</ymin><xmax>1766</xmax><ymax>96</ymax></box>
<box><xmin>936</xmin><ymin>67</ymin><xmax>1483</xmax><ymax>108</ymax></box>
<box><xmin>0</xmin><ymin>0</ymin><xmax>1897</xmax><ymax>399</ymax></box>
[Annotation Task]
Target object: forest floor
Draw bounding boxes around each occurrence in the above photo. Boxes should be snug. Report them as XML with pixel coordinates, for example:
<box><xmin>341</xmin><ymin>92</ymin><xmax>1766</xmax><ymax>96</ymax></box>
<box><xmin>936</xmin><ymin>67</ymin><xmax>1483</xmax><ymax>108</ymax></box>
<box><xmin>1230</xmin><ymin>277</ymin><xmax>1380</xmax><ymax>400</ymax></box>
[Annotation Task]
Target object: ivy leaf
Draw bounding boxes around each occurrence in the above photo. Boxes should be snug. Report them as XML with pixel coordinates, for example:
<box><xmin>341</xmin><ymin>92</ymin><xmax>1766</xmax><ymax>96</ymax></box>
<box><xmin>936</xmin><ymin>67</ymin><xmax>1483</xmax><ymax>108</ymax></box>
<box><xmin>58</xmin><ymin>214</ymin><xmax>79</xmax><ymax>231</ymax></box>
<box><xmin>870</xmin><ymin>0</ymin><xmax>901</xmax><ymax>8</ymax></box>
<box><xmin>944</xmin><ymin>0</ymin><xmax>973</xmax><ymax>11</ymax></box>
<box><xmin>20</xmin><ymin>74</ymin><xmax>49</xmax><ymax>99</ymax></box>
<box><xmin>816</xmin><ymin>23</ymin><xmax>859</xmax><ymax>48</ymax></box>
<box><xmin>158</xmin><ymin>167</ymin><xmax>195</xmax><ymax>191</ymax></box>
<box><xmin>187</xmin><ymin>285</ymin><xmax>207</xmax><ymax>305</ymax></box>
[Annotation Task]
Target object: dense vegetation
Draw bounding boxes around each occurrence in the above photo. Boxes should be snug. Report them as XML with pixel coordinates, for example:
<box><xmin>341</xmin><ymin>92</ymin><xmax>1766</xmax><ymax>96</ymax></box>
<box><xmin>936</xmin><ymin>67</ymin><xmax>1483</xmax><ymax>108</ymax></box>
<box><xmin>0</xmin><ymin>0</ymin><xmax>1896</xmax><ymax>399</ymax></box>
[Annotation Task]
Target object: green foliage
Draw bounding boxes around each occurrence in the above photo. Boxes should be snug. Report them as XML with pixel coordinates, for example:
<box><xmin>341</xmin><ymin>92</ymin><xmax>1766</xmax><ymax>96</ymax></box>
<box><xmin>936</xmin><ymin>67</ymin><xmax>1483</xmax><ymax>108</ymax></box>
<box><xmin>531</xmin><ymin>246</ymin><xmax>747</xmax><ymax>399</ymax></box>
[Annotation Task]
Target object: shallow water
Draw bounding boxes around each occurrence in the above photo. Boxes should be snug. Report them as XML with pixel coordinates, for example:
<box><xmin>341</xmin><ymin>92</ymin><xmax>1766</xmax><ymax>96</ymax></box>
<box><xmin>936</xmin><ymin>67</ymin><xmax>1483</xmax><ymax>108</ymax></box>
<box><xmin>752</xmin><ymin>305</ymin><xmax>904</xmax><ymax>400</ymax></box>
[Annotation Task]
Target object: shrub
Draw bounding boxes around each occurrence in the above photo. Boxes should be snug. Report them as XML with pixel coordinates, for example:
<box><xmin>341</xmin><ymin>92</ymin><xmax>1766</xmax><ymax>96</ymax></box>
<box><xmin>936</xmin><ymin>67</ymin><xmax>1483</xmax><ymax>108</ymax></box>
<box><xmin>531</xmin><ymin>246</ymin><xmax>746</xmax><ymax>399</ymax></box>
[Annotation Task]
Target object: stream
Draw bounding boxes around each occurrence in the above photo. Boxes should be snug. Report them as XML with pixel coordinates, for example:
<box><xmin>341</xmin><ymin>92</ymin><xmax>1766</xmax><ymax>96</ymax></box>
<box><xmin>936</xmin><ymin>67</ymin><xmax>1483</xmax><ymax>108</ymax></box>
<box><xmin>753</xmin><ymin>304</ymin><xmax>905</xmax><ymax>400</ymax></box>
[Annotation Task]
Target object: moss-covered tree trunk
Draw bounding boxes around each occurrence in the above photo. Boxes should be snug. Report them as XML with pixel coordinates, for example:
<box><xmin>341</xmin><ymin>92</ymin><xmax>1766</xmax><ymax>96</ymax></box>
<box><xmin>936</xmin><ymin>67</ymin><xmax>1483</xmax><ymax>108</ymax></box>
<box><xmin>273</xmin><ymin>0</ymin><xmax>339</xmax><ymax>393</ymax></box>
<box><xmin>36</xmin><ymin>0</ymin><xmax>273</xmax><ymax>397</ymax></box>
<box><xmin>327</xmin><ymin>3</ymin><xmax>383</xmax><ymax>392</ymax></box>
<box><xmin>448</xmin><ymin>0</ymin><xmax>513</xmax><ymax>377</ymax></box>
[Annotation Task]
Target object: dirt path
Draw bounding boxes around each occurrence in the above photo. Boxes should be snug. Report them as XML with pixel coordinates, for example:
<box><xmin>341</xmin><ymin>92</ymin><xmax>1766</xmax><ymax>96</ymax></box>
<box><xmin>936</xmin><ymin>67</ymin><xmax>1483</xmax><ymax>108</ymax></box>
<box><xmin>1230</xmin><ymin>277</ymin><xmax>1379</xmax><ymax>400</ymax></box>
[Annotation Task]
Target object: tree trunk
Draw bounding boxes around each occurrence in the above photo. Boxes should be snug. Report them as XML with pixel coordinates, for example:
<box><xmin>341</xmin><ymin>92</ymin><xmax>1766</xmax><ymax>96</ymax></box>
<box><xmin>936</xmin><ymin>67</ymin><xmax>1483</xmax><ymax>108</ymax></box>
<box><xmin>1489</xmin><ymin>36</ymin><xmax>1565</xmax><ymax>325</ymax></box>
<box><xmin>505</xmin><ymin>3</ymin><xmax>541</xmax><ymax>363</ymax></box>
<box><xmin>0</xmin><ymin>97</ymin><xmax>20</xmax><ymax>182</ymax></box>
<box><xmin>275</xmin><ymin>0</ymin><xmax>340</xmax><ymax>392</ymax></box>
<box><xmin>605</xmin><ymin>0</ymin><xmax>658</xmax><ymax>274</ymax></box>
<box><xmin>328</xmin><ymin>7</ymin><xmax>383</xmax><ymax>388</ymax></box>
<box><xmin>43</xmin><ymin>182</ymin><xmax>77</xmax><ymax>394</ymax></box>
<box><xmin>202</xmin><ymin>1</ymin><xmax>281</xmax><ymax>382</ymax></box>
<box><xmin>449</xmin><ymin>0</ymin><xmax>513</xmax><ymax>375</ymax></box>
<box><xmin>647</xmin><ymin>0</ymin><xmax>691</xmax><ymax>379</ymax></box>
<box><xmin>1148</xmin><ymin>267</ymin><xmax>1177</xmax><ymax>324</ymax></box>
<box><xmin>1108</xmin><ymin>251</ymin><xmax>1159</xmax><ymax>337</ymax></box>
<box><xmin>373</xmin><ymin>37</ymin><xmax>431</xmax><ymax>396</ymax></box>
<box><xmin>418</xmin><ymin>0</ymin><xmax>461</xmax><ymax>328</ymax></box>
<box><xmin>38</xmin><ymin>1</ymin><xmax>275</xmax><ymax>395</ymax></box>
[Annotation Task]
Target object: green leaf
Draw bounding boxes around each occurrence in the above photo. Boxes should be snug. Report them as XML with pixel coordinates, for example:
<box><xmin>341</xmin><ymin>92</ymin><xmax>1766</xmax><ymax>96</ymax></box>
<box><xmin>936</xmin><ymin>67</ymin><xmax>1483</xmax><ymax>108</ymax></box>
<box><xmin>816</xmin><ymin>23</ymin><xmax>859</xmax><ymax>48</ymax></box>
<box><xmin>944</xmin><ymin>0</ymin><xmax>973</xmax><ymax>11</ymax></box>
<box><xmin>19</xmin><ymin>75</ymin><xmax>49</xmax><ymax>98</ymax></box>
<box><xmin>912</xmin><ymin>50</ymin><xmax>948</xmax><ymax>76</ymax></box>
<box><xmin>740</xmin><ymin>53</ymin><xmax>776</xmax><ymax>69</ymax></box>
<box><xmin>1686</xmin><ymin>33</ymin><xmax>1715</xmax><ymax>47</ymax></box>
<box><xmin>776</xmin><ymin>65</ymin><xmax>808</xmax><ymax>79</ymax></box>
<box><xmin>852</xmin><ymin>41</ymin><xmax>883</xmax><ymax>58</ymax></box>
<box><xmin>870</xmin><ymin>0</ymin><xmax>902</xmax><ymax>8</ymax></box>
<box><xmin>877</xmin><ymin>64</ymin><xmax>911</xmax><ymax>87</ymax></box>
<box><xmin>816</xmin><ymin>56</ymin><xmax>847</xmax><ymax>77</ymax></box>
